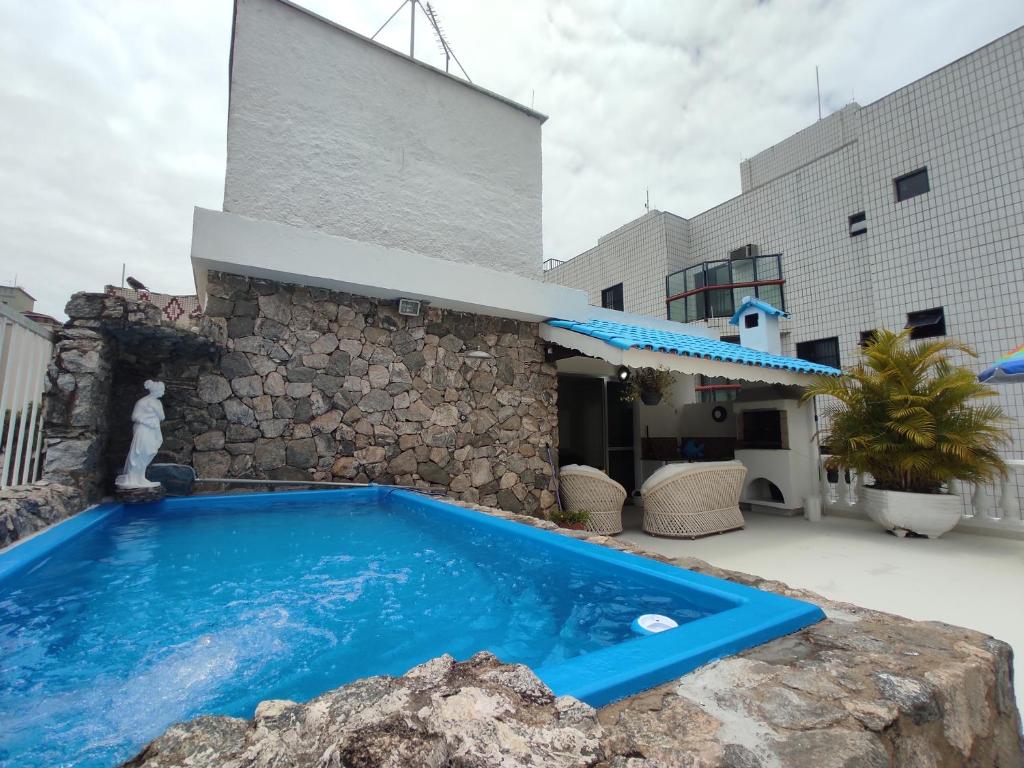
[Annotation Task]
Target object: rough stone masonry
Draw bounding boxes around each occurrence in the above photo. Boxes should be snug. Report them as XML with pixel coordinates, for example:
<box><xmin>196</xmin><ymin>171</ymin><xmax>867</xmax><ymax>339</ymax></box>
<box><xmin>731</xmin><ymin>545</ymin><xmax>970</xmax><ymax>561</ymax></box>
<box><xmin>195</xmin><ymin>271</ymin><xmax>559</xmax><ymax>514</ymax></box>
<box><xmin>3</xmin><ymin>273</ymin><xmax>560</xmax><ymax>549</ymax></box>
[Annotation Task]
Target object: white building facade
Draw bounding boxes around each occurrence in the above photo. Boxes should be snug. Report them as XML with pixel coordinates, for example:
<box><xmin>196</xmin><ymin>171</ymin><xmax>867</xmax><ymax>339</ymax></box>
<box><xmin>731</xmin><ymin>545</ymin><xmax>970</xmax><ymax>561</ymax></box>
<box><xmin>546</xmin><ymin>26</ymin><xmax>1024</xmax><ymax>458</ymax></box>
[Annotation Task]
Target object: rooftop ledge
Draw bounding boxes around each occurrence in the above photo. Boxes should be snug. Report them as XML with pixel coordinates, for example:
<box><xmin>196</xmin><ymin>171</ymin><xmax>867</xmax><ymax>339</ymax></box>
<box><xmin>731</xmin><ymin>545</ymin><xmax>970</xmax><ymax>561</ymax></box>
<box><xmin>190</xmin><ymin>208</ymin><xmax>713</xmax><ymax>338</ymax></box>
<box><xmin>190</xmin><ymin>208</ymin><xmax>591</xmax><ymax>322</ymax></box>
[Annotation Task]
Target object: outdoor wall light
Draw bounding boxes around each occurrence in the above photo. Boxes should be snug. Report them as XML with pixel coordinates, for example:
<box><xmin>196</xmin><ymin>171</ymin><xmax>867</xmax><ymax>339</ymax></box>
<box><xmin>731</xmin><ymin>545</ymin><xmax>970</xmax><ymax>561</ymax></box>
<box><xmin>617</xmin><ymin>366</ymin><xmax>630</xmax><ymax>382</ymax></box>
<box><xmin>397</xmin><ymin>298</ymin><xmax>422</xmax><ymax>316</ymax></box>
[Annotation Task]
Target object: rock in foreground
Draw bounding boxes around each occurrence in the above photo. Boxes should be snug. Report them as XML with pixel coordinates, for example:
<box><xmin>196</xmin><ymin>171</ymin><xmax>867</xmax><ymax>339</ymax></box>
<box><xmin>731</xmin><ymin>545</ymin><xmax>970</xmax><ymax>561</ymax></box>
<box><xmin>122</xmin><ymin>653</ymin><xmax>604</xmax><ymax>768</ymax></box>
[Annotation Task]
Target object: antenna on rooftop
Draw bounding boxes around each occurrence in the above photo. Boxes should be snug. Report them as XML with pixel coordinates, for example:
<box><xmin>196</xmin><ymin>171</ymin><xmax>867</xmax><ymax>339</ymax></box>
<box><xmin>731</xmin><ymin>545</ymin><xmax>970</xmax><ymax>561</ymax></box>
<box><xmin>645</xmin><ymin>189</ymin><xmax>650</xmax><ymax>213</ymax></box>
<box><xmin>371</xmin><ymin>0</ymin><xmax>471</xmax><ymax>82</ymax></box>
<box><xmin>816</xmin><ymin>65</ymin><xmax>822</xmax><ymax>121</ymax></box>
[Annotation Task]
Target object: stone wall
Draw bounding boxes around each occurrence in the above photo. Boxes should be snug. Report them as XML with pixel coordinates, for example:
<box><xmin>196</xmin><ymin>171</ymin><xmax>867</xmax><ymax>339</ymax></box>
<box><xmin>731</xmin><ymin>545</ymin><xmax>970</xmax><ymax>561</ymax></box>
<box><xmin>42</xmin><ymin>292</ymin><xmax>220</xmax><ymax>502</ymax></box>
<box><xmin>5</xmin><ymin>274</ymin><xmax>558</xmax><ymax>551</ymax></box>
<box><xmin>196</xmin><ymin>272</ymin><xmax>558</xmax><ymax>514</ymax></box>
<box><xmin>0</xmin><ymin>481</ymin><xmax>83</xmax><ymax>549</ymax></box>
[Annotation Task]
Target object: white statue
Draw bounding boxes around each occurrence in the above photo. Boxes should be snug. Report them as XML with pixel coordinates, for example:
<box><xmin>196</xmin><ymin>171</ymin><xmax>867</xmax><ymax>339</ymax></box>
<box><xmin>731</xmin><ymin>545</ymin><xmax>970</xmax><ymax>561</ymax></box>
<box><xmin>116</xmin><ymin>379</ymin><xmax>166</xmax><ymax>489</ymax></box>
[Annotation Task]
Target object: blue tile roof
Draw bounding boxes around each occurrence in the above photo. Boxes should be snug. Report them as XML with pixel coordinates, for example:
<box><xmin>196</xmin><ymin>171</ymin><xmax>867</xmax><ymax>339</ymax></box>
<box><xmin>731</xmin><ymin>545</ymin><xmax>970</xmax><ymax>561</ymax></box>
<box><xmin>729</xmin><ymin>296</ymin><xmax>789</xmax><ymax>325</ymax></box>
<box><xmin>546</xmin><ymin>318</ymin><xmax>841</xmax><ymax>376</ymax></box>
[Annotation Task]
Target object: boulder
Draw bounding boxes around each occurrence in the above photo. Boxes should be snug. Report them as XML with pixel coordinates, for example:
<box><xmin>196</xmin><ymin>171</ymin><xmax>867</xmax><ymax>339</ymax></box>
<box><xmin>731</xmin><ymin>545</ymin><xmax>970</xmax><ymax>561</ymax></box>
<box><xmin>417</xmin><ymin>461</ymin><xmax>450</xmax><ymax>485</ymax></box>
<box><xmin>264</xmin><ymin>371</ymin><xmax>286</xmax><ymax>397</ymax></box>
<box><xmin>470</xmin><ymin>458</ymin><xmax>494</xmax><ymax>487</ymax></box>
<box><xmin>193</xmin><ymin>430</ymin><xmax>225</xmax><ymax>452</ymax></box>
<box><xmin>387</xmin><ymin>450</ymin><xmax>418</xmax><ymax>476</ymax></box>
<box><xmin>0</xmin><ymin>482</ymin><xmax>84</xmax><ymax>549</ymax></box>
<box><xmin>285</xmin><ymin>438</ymin><xmax>318</xmax><ymax>469</ymax></box>
<box><xmin>197</xmin><ymin>374</ymin><xmax>232</xmax><ymax>404</ymax></box>
<box><xmin>258</xmin><ymin>293</ymin><xmax>292</xmax><ymax>324</ymax></box>
<box><xmin>123</xmin><ymin>654</ymin><xmax>603</xmax><ymax>768</ymax></box>
<box><xmin>219</xmin><ymin>352</ymin><xmax>254</xmax><ymax>379</ymax></box>
<box><xmin>254</xmin><ymin>439</ymin><xmax>286</xmax><ymax>471</ymax></box>
<box><xmin>358</xmin><ymin>389</ymin><xmax>393</xmax><ymax>413</ymax></box>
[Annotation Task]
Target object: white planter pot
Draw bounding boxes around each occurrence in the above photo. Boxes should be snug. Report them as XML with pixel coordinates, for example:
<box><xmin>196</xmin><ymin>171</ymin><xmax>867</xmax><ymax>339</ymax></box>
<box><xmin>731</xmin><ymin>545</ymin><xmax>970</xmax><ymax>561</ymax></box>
<box><xmin>862</xmin><ymin>486</ymin><xmax>963</xmax><ymax>539</ymax></box>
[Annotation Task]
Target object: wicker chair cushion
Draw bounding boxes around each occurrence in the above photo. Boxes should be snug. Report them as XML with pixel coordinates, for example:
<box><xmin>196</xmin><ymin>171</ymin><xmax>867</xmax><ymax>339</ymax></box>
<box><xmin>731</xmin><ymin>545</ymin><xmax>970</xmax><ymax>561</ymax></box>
<box><xmin>560</xmin><ymin>464</ymin><xmax>609</xmax><ymax>479</ymax></box>
<box><xmin>640</xmin><ymin>460</ymin><xmax>744</xmax><ymax>496</ymax></box>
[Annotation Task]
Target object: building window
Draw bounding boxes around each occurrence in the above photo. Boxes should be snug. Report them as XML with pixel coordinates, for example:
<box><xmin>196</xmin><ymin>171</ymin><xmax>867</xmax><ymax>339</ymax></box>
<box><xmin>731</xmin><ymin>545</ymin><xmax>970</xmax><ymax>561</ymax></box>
<box><xmin>721</xmin><ymin>335</ymin><xmax>740</xmax><ymax>344</ymax></box>
<box><xmin>859</xmin><ymin>329</ymin><xmax>878</xmax><ymax>348</ymax></box>
<box><xmin>744</xmin><ymin>313</ymin><xmax>759</xmax><ymax>328</ymax></box>
<box><xmin>906</xmin><ymin>307</ymin><xmax>945</xmax><ymax>339</ymax></box>
<box><xmin>796</xmin><ymin>337</ymin><xmax>841</xmax><ymax>369</ymax></box>
<box><xmin>665</xmin><ymin>254</ymin><xmax>785</xmax><ymax>322</ymax></box>
<box><xmin>849</xmin><ymin>212</ymin><xmax>866</xmax><ymax>237</ymax></box>
<box><xmin>601</xmin><ymin>283</ymin><xmax>623</xmax><ymax>311</ymax></box>
<box><xmin>895</xmin><ymin>168</ymin><xmax>929</xmax><ymax>202</ymax></box>
<box><xmin>697</xmin><ymin>374</ymin><xmax>739</xmax><ymax>403</ymax></box>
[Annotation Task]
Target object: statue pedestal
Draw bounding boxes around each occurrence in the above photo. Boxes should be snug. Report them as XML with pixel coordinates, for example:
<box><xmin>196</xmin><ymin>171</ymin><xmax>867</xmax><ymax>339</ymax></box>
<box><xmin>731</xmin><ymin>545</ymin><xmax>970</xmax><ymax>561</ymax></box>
<box><xmin>115</xmin><ymin>485</ymin><xmax>166</xmax><ymax>504</ymax></box>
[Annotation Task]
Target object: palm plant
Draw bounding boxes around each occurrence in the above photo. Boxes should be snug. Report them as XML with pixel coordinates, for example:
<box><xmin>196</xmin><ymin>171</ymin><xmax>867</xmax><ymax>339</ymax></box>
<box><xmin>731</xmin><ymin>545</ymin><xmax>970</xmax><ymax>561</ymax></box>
<box><xmin>802</xmin><ymin>329</ymin><xmax>1010</xmax><ymax>494</ymax></box>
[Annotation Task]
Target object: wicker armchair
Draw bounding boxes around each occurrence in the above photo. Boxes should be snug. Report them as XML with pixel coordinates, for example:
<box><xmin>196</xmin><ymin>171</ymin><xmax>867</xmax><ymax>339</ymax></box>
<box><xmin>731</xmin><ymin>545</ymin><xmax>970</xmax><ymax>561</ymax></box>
<box><xmin>559</xmin><ymin>465</ymin><xmax>627</xmax><ymax>535</ymax></box>
<box><xmin>641</xmin><ymin>461</ymin><xmax>748</xmax><ymax>538</ymax></box>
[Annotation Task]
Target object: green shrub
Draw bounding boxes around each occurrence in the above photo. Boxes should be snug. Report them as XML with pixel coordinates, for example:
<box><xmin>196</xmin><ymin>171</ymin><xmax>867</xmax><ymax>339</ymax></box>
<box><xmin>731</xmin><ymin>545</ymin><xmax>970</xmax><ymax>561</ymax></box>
<box><xmin>550</xmin><ymin>508</ymin><xmax>591</xmax><ymax>528</ymax></box>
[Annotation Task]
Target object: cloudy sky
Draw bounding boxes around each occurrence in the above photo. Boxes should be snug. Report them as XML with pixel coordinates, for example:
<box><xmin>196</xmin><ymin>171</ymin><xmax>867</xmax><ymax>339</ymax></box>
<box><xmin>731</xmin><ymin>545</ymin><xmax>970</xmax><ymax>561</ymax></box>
<box><xmin>2</xmin><ymin>0</ymin><xmax>1022</xmax><ymax>318</ymax></box>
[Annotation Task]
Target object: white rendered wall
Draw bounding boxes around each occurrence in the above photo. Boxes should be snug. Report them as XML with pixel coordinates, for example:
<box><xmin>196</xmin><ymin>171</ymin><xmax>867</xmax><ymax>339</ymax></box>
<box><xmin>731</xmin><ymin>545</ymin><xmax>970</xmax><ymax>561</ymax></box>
<box><xmin>544</xmin><ymin>211</ymin><xmax>689</xmax><ymax>318</ymax></box>
<box><xmin>225</xmin><ymin>0</ymin><xmax>545</xmax><ymax>278</ymax></box>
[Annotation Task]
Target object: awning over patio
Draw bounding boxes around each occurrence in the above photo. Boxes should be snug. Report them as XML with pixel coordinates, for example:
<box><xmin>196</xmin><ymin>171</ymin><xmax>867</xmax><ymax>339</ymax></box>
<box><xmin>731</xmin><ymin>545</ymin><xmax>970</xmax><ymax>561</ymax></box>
<box><xmin>542</xmin><ymin>318</ymin><xmax>841</xmax><ymax>386</ymax></box>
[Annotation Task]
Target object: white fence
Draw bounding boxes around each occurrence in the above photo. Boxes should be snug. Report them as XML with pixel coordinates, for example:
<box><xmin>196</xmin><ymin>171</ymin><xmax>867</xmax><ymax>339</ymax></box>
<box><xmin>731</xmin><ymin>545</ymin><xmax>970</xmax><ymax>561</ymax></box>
<box><xmin>820</xmin><ymin>455</ymin><xmax>1024</xmax><ymax>536</ymax></box>
<box><xmin>0</xmin><ymin>304</ymin><xmax>54</xmax><ymax>489</ymax></box>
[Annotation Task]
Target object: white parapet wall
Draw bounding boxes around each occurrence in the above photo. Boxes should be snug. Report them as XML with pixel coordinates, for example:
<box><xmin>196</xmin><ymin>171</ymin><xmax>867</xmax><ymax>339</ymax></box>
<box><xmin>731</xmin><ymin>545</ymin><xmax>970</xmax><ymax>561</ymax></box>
<box><xmin>225</xmin><ymin>0</ymin><xmax>546</xmax><ymax>279</ymax></box>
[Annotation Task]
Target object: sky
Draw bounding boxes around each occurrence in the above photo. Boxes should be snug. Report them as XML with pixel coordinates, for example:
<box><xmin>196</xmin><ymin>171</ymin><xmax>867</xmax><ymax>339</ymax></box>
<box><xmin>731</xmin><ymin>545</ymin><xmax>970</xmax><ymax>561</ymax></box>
<box><xmin>1</xmin><ymin>1</ymin><xmax>1022</xmax><ymax>319</ymax></box>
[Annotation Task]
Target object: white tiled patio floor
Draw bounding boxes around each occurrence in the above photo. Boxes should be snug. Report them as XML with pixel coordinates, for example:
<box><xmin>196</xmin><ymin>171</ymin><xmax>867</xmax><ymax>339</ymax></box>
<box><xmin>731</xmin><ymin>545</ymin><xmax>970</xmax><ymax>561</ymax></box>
<box><xmin>620</xmin><ymin>507</ymin><xmax>1024</xmax><ymax>705</ymax></box>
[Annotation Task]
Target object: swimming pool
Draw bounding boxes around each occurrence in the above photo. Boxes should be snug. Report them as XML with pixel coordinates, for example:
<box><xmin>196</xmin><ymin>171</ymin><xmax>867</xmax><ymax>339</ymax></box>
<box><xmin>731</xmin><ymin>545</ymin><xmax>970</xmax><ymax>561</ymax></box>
<box><xmin>0</xmin><ymin>487</ymin><xmax>823</xmax><ymax>767</ymax></box>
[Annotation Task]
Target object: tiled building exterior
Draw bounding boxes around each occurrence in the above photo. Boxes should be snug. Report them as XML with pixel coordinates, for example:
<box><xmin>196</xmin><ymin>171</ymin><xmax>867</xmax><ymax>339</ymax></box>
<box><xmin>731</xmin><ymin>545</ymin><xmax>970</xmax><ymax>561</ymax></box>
<box><xmin>546</xmin><ymin>26</ymin><xmax>1024</xmax><ymax>456</ymax></box>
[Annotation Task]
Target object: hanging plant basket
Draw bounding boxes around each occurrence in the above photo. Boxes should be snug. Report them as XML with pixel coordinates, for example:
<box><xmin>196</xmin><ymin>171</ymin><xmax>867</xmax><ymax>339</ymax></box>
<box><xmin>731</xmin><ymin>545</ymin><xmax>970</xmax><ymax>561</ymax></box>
<box><xmin>640</xmin><ymin>389</ymin><xmax>663</xmax><ymax>406</ymax></box>
<box><xmin>621</xmin><ymin>367</ymin><xmax>674</xmax><ymax>406</ymax></box>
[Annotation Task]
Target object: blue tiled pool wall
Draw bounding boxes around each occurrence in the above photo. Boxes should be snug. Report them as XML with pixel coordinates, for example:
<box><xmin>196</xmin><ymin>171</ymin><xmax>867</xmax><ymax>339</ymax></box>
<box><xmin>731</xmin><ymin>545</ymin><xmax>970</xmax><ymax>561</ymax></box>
<box><xmin>0</xmin><ymin>486</ymin><xmax>825</xmax><ymax>711</ymax></box>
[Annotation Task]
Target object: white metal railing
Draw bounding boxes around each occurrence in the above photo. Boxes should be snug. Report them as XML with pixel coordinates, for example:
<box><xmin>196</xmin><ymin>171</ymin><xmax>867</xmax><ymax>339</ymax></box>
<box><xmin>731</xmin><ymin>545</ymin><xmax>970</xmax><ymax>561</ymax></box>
<box><xmin>0</xmin><ymin>303</ymin><xmax>54</xmax><ymax>489</ymax></box>
<box><xmin>819</xmin><ymin>454</ymin><xmax>1024</xmax><ymax>536</ymax></box>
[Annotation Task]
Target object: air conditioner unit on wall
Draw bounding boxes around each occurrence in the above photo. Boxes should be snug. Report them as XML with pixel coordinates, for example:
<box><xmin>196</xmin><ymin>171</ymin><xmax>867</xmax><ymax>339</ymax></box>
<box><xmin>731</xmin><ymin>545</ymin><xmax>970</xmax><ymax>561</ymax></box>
<box><xmin>729</xmin><ymin>244</ymin><xmax>760</xmax><ymax>261</ymax></box>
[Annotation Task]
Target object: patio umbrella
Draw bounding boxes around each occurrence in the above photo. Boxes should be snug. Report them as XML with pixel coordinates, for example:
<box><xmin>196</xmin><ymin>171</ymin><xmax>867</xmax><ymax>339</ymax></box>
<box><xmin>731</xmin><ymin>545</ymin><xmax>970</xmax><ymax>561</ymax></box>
<box><xmin>978</xmin><ymin>343</ymin><xmax>1024</xmax><ymax>384</ymax></box>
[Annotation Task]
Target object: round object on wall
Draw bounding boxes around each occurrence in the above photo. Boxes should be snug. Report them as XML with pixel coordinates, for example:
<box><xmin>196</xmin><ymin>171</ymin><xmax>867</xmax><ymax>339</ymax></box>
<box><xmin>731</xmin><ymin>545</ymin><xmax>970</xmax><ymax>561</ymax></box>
<box><xmin>712</xmin><ymin>405</ymin><xmax>728</xmax><ymax>423</ymax></box>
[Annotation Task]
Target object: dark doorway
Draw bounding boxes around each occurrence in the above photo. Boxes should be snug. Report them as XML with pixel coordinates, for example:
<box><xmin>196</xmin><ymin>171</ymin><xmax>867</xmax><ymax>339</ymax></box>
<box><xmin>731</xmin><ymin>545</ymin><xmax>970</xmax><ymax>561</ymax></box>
<box><xmin>606</xmin><ymin>380</ymin><xmax>636</xmax><ymax>495</ymax></box>
<box><xmin>557</xmin><ymin>376</ymin><xmax>606</xmax><ymax>470</ymax></box>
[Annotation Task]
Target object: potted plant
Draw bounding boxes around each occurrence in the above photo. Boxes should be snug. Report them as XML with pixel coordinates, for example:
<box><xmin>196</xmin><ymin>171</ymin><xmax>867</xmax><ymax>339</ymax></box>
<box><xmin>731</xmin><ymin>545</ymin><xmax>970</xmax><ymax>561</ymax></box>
<box><xmin>803</xmin><ymin>329</ymin><xmax>1010</xmax><ymax>538</ymax></box>
<box><xmin>621</xmin><ymin>367</ymin><xmax>674</xmax><ymax>406</ymax></box>
<box><xmin>550</xmin><ymin>508</ymin><xmax>591</xmax><ymax>531</ymax></box>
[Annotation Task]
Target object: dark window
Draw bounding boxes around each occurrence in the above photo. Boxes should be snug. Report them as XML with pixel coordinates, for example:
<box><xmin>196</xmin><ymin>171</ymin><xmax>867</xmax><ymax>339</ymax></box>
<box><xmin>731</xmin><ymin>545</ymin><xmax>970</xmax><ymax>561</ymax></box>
<box><xmin>796</xmin><ymin>337</ymin><xmax>841</xmax><ymax>369</ymax></box>
<box><xmin>697</xmin><ymin>374</ymin><xmax>738</xmax><ymax>403</ymax></box>
<box><xmin>721</xmin><ymin>335</ymin><xmax>740</xmax><ymax>344</ymax></box>
<box><xmin>849</xmin><ymin>211</ymin><xmax>867</xmax><ymax>237</ymax></box>
<box><xmin>666</xmin><ymin>255</ymin><xmax>785</xmax><ymax>322</ymax></box>
<box><xmin>601</xmin><ymin>283</ymin><xmax>623</xmax><ymax>311</ymax></box>
<box><xmin>895</xmin><ymin>168</ymin><xmax>929</xmax><ymax>202</ymax></box>
<box><xmin>906</xmin><ymin>307</ymin><xmax>945</xmax><ymax>339</ymax></box>
<box><xmin>738</xmin><ymin>410</ymin><xmax>786</xmax><ymax>450</ymax></box>
<box><xmin>859</xmin><ymin>329</ymin><xmax>878</xmax><ymax>348</ymax></box>
<box><xmin>744</xmin><ymin>313</ymin><xmax>759</xmax><ymax>328</ymax></box>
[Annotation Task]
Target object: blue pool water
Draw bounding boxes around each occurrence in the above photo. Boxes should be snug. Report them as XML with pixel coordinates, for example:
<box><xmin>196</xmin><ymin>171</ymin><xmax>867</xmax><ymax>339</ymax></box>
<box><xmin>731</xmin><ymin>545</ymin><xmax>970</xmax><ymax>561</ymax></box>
<box><xmin>0</xmin><ymin>488</ymin><xmax>824</xmax><ymax>767</ymax></box>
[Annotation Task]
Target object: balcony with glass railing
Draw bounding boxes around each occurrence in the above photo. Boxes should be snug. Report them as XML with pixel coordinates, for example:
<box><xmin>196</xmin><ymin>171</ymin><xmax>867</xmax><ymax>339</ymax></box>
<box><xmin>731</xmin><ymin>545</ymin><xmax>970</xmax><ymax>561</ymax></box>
<box><xmin>666</xmin><ymin>254</ymin><xmax>785</xmax><ymax>323</ymax></box>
